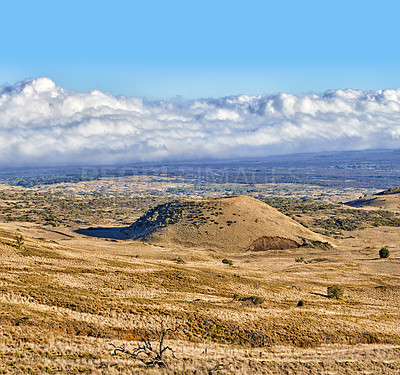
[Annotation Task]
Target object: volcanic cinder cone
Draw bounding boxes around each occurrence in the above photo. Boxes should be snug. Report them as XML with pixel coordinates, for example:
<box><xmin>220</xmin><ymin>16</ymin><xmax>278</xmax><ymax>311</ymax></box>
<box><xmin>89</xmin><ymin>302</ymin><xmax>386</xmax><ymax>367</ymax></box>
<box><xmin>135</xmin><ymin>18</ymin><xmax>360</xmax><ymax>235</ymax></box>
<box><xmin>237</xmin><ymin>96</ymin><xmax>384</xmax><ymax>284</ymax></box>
<box><xmin>123</xmin><ymin>195</ymin><xmax>330</xmax><ymax>252</ymax></box>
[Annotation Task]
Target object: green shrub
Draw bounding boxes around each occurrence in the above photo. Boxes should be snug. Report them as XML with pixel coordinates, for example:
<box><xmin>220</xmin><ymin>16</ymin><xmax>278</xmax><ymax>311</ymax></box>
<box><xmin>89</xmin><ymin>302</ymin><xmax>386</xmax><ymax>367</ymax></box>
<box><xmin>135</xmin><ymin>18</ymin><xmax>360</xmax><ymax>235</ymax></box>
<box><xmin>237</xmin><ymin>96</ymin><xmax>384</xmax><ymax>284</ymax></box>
<box><xmin>327</xmin><ymin>285</ymin><xmax>343</xmax><ymax>299</ymax></box>
<box><xmin>379</xmin><ymin>246</ymin><xmax>390</xmax><ymax>258</ymax></box>
<box><xmin>222</xmin><ymin>259</ymin><xmax>233</xmax><ymax>266</ymax></box>
<box><xmin>297</xmin><ymin>300</ymin><xmax>305</xmax><ymax>307</ymax></box>
<box><xmin>171</xmin><ymin>257</ymin><xmax>186</xmax><ymax>264</ymax></box>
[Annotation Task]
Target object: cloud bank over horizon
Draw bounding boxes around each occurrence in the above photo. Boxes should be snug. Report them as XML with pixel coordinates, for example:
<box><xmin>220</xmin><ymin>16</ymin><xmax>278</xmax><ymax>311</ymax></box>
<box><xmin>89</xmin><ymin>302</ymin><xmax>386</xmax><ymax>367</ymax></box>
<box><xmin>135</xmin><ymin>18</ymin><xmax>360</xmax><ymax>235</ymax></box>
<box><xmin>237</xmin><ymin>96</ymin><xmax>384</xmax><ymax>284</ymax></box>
<box><xmin>1</xmin><ymin>77</ymin><xmax>400</xmax><ymax>167</ymax></box>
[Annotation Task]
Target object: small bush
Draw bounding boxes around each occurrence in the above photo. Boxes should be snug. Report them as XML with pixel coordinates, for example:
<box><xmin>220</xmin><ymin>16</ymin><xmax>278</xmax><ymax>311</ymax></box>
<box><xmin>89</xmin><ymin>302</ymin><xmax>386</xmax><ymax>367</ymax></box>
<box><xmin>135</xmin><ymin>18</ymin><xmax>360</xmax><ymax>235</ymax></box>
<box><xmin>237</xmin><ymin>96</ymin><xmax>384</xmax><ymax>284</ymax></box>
<box><xmin>234</xmin><ymin>294</ymin><xmax>264</xmax><ymax>305</ymax></box>
<box><xmin>14</xmin><ymin>232</ymin><xmax>25</xmax><ymax>250</ymax></box>
<box><xmin>171</xmin><ymin>257</ymin><xmax>186</xmax><ymax>264</ymax></box>
<box><xmin>247</xmin><ymin>296</ymin><xmax>264</xmax><ymax>305</ymax></box>
<box><xmin>297</xmin><ymin>300</ymin><xmax>305</xmax><ymax>307</ymax></box>
<box><xmin>222</xmin><ymin>259</ymin><xmax>233</xmax><ymax>266</ymax></box>
<box><xmin>379</xmin><ymin>246</ymin><xmax>390</xmax><ymax>258</ymax></box>
<box><xmin>327</xmin><ymin>285</ymin><xmax>343</xmax><ymax>299</ymax></box>
<box><xmin>295</xmin><ymin>257</ymin><xmax>304</xmax><ymax>263</ymax></box>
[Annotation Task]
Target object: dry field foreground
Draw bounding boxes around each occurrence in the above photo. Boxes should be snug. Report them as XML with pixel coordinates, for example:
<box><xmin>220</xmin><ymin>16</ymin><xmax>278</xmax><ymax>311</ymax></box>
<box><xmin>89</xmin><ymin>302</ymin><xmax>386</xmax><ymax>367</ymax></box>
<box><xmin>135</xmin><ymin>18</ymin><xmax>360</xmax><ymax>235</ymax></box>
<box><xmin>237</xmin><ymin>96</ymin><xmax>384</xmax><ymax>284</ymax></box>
<box><xmin>0</xmin><ymin>192</ymin><xmax>400</xmax><ymax>373</ymax></box>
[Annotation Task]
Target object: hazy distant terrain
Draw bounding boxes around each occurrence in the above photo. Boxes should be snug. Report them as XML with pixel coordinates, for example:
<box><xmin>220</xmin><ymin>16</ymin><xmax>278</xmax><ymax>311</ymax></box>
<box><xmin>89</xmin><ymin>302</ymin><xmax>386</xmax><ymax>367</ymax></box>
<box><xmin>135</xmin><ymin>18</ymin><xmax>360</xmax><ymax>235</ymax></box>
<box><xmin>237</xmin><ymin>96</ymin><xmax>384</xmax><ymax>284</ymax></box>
<box><xmin>2</xmin><ymin>149</ymin><xmax>400</xmax><ymax>190</ymax></box>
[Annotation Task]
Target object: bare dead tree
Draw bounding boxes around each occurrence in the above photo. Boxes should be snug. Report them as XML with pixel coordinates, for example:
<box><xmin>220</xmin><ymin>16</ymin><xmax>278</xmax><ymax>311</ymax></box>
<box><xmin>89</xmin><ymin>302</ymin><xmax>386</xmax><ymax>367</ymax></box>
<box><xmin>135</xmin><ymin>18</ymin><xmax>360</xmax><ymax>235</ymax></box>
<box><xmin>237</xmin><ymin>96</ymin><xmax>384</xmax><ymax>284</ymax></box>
<box><xmin>109</xmin><ymin>319</ymin><xmax>179</xmax><ymax>368</ymax></box>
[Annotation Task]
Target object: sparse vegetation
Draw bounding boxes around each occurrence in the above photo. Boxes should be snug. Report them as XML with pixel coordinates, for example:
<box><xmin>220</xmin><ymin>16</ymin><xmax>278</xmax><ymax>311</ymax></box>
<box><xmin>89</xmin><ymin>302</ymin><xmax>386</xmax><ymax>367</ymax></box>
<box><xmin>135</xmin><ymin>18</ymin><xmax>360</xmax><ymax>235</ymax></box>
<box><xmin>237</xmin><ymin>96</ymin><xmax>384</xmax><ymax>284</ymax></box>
<box><xmin>127</xmin><ymin>199</ymin><xmax>228</xmax><ymax>240</ymax></box>
<box><xmin>379</xmin><ymin>246</ymin><xmax>390</xmax><ymax>258</ymax></box>
<box><xmin>233</xmin><ymin>294</ymin><xmax>264</xmax><ymax>305</ymax></box>
<box><xmin>15</xmin><ymin>232</ymin><xmax>24</xmax><ymax>250</ymax></box>
<box><xmin>0</xmin><ymin>177</ymin><xmax>399</xmax><ymax>373</ymax></box>
<box><xmin>244</xmin><ymin>295</ymin><xmax>264</xmax><ymax>305</ymax></box>
<box><xmin>264</xmin><ymin>196</ymin><xmax>400</xmax><ymax>235</ymax></box>
<box><xmin>222</xmin><ymin>258</ymin><xmax>233</xmax><ymax>266</ymax></box>
<box><xmin>0</xmin><ymin>189</ymin><xmax>166</xmax><ymax>227</ymax></box>
<box><xmin>171</xmin><ymin>257</ymin><xmax>186</xmax><ymax>264</ymax></box>
<box><xmin>327</xmin><ymin>285</ymin><xmax>344</xmax><ymax>299</ymax></box>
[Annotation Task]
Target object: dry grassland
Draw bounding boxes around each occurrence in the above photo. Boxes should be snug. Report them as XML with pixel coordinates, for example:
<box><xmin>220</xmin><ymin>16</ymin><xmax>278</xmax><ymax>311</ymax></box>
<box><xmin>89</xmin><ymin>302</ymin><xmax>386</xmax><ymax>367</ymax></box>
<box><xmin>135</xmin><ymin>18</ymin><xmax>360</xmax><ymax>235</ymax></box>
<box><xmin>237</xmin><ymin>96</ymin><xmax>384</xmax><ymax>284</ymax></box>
<box><xmin>0</xmin><ymin>188</ymin><xmax>399</xmax><ymax>374</ymax></box>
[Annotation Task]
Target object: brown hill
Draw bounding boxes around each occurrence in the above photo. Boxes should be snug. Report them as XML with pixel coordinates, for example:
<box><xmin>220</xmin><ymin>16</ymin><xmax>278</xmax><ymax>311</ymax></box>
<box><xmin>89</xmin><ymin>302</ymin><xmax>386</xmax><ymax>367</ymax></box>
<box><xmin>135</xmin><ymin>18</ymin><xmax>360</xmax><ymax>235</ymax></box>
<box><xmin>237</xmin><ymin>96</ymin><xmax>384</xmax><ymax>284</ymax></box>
<box><xmin>375</xmin><ymin>187</ymin><xmax>400</xmax><ymax>195</ymax></box>
<box><xmin>122</xmin><ymin>195</ymin><xmax>330</xmax><ymax>252</ymax></box>
<box><xmin>345</xmin><ymin>187</ymin><xmax>400</xmax><ymax>213</ymax></box>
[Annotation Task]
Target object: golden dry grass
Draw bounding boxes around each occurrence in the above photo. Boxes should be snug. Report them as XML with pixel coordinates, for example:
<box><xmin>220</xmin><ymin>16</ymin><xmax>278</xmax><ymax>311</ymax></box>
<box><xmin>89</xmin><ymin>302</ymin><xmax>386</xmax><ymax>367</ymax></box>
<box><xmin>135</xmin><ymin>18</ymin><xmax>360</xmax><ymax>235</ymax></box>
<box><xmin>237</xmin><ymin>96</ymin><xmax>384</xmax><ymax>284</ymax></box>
<box><xmin>0</xmin><ymin>190</ymin><xmax>399</xmax><ymax>373</ymax></box>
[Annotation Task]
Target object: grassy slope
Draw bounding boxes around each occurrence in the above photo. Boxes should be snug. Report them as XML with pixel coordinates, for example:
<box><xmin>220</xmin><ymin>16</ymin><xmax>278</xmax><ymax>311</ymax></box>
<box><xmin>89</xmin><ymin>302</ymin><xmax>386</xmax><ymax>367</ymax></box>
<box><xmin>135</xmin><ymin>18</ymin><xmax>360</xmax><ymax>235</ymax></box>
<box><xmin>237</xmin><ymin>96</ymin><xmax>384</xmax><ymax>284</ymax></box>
<box><xmin>0</xmin><ymin>210</ymin><xmax>400</xmax><ymax>374</ymax></box>
<box><xmin>125</xmin><ymin>195</ymin><xmax>328</xmax><ymax>251</ymax></box>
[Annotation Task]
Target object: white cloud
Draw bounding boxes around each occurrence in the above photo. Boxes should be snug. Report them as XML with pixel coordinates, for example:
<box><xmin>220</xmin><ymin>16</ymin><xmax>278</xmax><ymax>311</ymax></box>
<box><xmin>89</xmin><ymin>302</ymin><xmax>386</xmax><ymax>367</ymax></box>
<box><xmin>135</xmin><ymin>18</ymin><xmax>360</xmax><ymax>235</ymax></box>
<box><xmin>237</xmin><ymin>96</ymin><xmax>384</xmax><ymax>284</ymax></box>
<box><xmin>1</xmin><ymin>77</ymin><xmax>400</xmax><ymax>167</ymax></box>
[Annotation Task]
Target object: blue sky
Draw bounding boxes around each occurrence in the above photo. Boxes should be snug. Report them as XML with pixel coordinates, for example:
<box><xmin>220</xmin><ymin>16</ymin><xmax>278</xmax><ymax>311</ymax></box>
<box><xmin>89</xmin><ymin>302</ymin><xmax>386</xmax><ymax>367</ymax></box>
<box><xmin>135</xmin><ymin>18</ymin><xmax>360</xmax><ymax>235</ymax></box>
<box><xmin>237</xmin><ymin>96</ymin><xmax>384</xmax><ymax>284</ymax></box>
<box><xmin>1</xmin><ymin>0</ymin><xmax>400</xmax><ymax>99</ymax></box>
